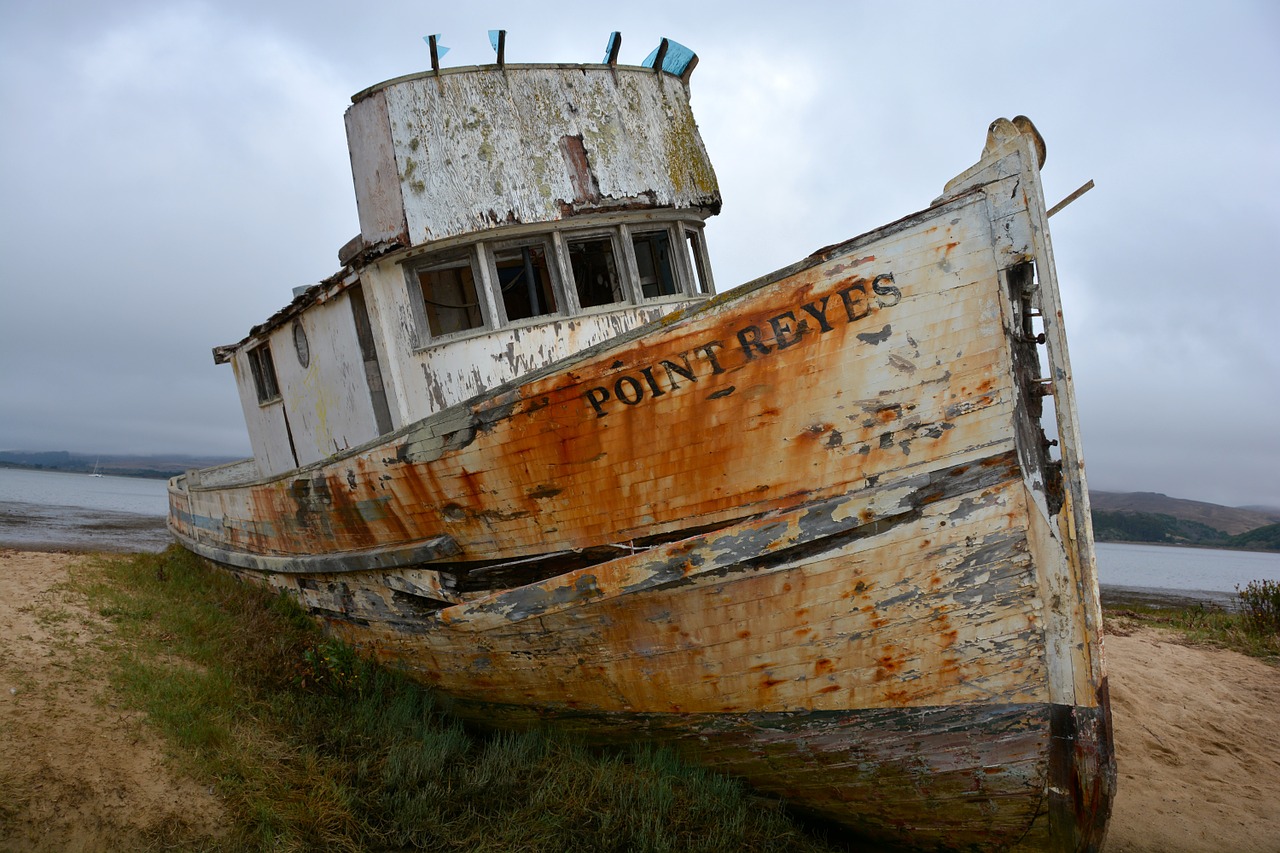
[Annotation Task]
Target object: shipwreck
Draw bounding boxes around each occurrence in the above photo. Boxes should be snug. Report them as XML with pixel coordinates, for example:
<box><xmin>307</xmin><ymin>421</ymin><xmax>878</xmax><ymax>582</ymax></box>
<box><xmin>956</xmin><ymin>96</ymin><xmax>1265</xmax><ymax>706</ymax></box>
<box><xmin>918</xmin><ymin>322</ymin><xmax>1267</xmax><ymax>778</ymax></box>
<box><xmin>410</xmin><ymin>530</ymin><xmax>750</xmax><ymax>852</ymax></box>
<box><xmin>169</xmin><ymin>33</ymin><xmax>1115</xmax><ymax>850</ymax></box>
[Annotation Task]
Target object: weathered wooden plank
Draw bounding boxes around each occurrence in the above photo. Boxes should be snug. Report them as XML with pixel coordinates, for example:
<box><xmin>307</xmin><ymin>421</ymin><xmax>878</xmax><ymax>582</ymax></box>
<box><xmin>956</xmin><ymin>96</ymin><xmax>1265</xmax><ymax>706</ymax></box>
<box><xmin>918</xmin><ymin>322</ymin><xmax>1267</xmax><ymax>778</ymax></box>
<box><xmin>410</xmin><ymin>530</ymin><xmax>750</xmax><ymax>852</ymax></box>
<box><xmin>225</xmin><ymin>470</ymin><xmax>1048</xmax><ymax>718</ymax></box>
<box><xmin>182</xmin><ymin>225</ymin><xmax>1021</xmax><ymax>563</ymax></box>
<box><xmin>416</xmin><ymin>697</ymin><xmax>1058</xmax><ymax>850</ymax></box>
<box><xmin>346</xmin><ymin>67</ymin><xmax>720</xmax><ymax>248</ymax></box>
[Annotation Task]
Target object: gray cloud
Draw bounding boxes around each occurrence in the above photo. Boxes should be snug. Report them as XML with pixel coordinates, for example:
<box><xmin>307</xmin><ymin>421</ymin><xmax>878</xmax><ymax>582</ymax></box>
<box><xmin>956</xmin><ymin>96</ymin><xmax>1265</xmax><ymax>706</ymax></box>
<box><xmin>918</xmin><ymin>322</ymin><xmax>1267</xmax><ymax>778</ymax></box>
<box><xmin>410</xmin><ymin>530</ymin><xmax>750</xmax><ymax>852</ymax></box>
<box><xmin>2</xmin><ymin>1</ymin><xmax>1277</xmax><ymax>506</ymax></box>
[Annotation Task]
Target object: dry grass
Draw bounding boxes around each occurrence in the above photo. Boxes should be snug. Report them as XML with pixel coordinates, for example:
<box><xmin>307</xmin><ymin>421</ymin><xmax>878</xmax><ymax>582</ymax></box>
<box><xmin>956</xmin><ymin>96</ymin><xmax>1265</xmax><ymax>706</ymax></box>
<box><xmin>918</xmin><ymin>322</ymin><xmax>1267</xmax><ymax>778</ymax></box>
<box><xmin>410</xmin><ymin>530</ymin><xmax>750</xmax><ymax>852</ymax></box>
<box><xmin>76</xmin><ymin>547</ymin><xmax>850</xmax><ymax>853</ymax></box>
<box><xmin>1103</xmin><ymin>584</ymin><xmax>1280</xmax><ymax>664</ymax></box>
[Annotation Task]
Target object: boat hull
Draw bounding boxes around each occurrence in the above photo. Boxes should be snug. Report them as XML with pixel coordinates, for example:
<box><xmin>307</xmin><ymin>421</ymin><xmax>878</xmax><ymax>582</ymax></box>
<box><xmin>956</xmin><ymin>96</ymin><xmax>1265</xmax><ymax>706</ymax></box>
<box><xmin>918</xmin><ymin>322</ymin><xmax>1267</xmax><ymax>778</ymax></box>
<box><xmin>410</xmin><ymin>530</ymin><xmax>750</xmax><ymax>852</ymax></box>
<box><xmin>173</xmin><ymin>187</ymin><xmax>1027</xmax><ymax>569</ymax></box>
<box><xmin>212</xmin><ymin>468</ymin><xmax>1113</xmax><ymax>849</ymax></box>
<box><xmin>435</xmin><ymin>699</ymin><xmax>1112</xmax><ymax>851</ymax></box>
<box><xmin>172</xmin><ymin>127</ymin><xmax>1115</xmax><ymax>849</ymax></box>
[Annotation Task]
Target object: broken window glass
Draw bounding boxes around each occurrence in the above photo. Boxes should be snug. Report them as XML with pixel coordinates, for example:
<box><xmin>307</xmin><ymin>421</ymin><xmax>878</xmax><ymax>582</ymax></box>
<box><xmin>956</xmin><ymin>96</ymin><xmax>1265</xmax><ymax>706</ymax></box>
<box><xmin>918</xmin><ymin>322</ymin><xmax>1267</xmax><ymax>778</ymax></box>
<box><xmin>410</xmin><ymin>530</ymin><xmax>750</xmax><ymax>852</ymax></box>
<box><xmin>632</xmin><ymin>229</ymin><xmax>680</xmax><ymax>298</ymax></box>
<box><xmin>494</xmin><ymin>243</ymin><xmax>558</xmax><ymax>322</ymax></box>
<box><xmin>248</xmin><ymin>344</ymin><xmax>280</xmax><ymax>403</ymax></box>
<box><xmin>683</xmin><ymin>228</ymin><xmax>712</xmax><ymax>294</ymax></box>
<box><xmin>416</xmin><ymin>255</ymin><xmax>484</xmax><ymax>337</ymax></box>
<box><xmin>568</xmin><ymin>237</ymin><xmax>623</xmax><ymax>308</ymax></box>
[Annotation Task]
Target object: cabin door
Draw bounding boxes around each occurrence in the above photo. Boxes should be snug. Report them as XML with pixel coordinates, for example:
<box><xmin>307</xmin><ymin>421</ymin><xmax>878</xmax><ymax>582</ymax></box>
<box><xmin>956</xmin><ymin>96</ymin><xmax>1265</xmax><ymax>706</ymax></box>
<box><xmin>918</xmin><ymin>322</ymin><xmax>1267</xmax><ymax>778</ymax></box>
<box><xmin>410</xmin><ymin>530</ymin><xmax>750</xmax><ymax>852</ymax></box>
<box><xmin>348</xmin><ymin>284</ymin><xmax>394</xmax><ymax>435</ymax></box>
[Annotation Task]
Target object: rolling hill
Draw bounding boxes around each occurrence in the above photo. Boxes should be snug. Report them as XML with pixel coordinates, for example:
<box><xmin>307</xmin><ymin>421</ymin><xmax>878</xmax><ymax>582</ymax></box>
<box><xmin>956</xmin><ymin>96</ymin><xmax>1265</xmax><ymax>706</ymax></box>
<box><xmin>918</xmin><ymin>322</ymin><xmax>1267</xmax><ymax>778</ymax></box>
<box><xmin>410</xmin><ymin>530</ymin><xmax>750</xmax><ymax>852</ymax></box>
<box><xmin>1090</xmin><ymin>491</ymin><xmax>1280</xmax><ymax>537</ymax></box>
<box><xmin>0</xmin><ymin>450</ymin><xmax>241</xmax><ymax>479</ymax></box>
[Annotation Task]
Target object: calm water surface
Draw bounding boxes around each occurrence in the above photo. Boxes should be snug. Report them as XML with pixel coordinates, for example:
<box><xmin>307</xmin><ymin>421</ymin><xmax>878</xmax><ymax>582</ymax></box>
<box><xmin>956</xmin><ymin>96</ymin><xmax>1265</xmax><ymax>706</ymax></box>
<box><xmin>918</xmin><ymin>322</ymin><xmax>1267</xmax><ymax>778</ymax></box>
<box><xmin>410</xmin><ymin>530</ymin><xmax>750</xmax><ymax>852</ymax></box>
<box><xmin>2</xmin><ymin>468</ymin><xmax>1277</xmax><ymax>590</ymax></box>
<box><xmin>0</xmin><ymin>467</ymin><xmax>169</xmax><ymax>515</ymax></box>
<box><xmin>1094</xmin><ymin>541</ymin><xmax>1280</xmax><ymax>594</ymax></box>
<box><xmin>0</xmin><ymin>467</ymin><xmax>170</xmax><ymax>551</ymax></box>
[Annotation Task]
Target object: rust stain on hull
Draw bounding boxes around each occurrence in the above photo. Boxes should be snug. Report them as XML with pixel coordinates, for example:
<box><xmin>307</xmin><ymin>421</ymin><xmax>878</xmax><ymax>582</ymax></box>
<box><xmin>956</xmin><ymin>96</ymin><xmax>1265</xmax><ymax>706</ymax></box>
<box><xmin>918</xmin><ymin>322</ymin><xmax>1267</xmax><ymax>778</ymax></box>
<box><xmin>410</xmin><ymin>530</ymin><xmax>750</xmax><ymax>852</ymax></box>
<box><xmin>179</xmin><ymin>195</ymin><xmax>1008</xmax><ymax>565</ymax></box>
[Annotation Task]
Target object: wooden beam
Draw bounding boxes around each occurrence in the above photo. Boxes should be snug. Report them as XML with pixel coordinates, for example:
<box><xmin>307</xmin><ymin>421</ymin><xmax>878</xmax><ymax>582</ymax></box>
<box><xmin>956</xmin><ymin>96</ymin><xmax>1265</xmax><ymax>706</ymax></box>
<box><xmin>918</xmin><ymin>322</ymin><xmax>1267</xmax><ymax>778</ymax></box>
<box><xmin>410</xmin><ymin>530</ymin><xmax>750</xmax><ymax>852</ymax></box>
<box><xmin>1048</xmin><ymin>179</ymin><xmax>1095</xmax><ymax>218</ymax></box>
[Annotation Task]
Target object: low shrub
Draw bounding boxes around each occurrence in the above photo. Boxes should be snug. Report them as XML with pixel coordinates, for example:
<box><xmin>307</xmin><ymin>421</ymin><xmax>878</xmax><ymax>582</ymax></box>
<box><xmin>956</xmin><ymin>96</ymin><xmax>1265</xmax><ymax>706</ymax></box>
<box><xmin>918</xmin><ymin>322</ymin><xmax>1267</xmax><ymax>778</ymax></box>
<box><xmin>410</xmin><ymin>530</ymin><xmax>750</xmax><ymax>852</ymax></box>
<box><xmin>1103</xmin><ymin>580</ymin><xmax>1280</xmax><ymax>662</ymax></box>
<box><xmin>1237</xmin><ymin>578</ymin><xmax>1280</xmax><ymax>635</ymax></box>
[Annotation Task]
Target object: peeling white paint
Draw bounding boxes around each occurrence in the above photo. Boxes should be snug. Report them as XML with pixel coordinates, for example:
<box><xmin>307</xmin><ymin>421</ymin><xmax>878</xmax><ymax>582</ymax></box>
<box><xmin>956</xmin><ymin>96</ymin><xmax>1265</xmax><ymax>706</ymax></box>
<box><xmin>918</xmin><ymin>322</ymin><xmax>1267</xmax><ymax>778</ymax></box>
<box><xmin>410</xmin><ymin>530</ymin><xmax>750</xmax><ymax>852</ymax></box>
<box><xmin>346</xmin><ymin>66</ymin><xmax>720</xmax><ymax>248</ymax></box>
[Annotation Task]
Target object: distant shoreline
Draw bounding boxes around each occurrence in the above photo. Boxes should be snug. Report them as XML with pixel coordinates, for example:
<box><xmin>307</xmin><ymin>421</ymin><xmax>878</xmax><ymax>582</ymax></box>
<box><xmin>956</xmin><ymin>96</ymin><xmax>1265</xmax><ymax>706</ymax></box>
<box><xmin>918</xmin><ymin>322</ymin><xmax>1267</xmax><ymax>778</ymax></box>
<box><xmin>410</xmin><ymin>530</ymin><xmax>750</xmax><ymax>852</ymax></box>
<box><xmin>0</xmin><ymin>451</ymin><xmax>244</xmax><ymax>481</ymax></box>
<box><xmin>0</xmin><ymin>461</ymin><xmax>175</xmax><ymax>480</ymax></box>
<box><xmin>1095</xmin><ymin>535</ymin><xmax>1280</xmax><ymax>554</ymax></box>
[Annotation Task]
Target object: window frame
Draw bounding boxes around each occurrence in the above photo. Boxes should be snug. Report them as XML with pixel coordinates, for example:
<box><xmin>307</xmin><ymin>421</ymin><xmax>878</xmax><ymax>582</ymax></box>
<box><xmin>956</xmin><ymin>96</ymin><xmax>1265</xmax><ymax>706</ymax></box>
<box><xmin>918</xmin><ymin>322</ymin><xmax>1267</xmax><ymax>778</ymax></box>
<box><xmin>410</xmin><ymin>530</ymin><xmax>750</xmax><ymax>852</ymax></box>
<box><xmin>247</xmin><ymin>343</ymin><xmax>281</xmax><ymax>405</ymax></box>
<box><xmin>405</xmin><ymin>244</ymin><xmax>496</xmax><ymax>348</ymax></box>
<box><xmin>562</xmin><ymin>227</ymin><xmax>633</xmax><ymax>311</ymax></box>
<box><xmin>625</xmin><ymin>223</ymin><xmax>688</xmax><ymax>300</ymax></box>
<box><xmin>292</xmin><ymin>319</ymin><xmax>310</xmax><ymax>368</ymax></box>
<box><xmin>678</xmin><ymin>222</ymin><xmax>715</xmax><ymax>295</ymax></box>
<box><xmin>484</xmin><ymin>235</ymin><xmax>566</xmax><ymax>327</ymax></box>
<box><xmin>400</xmin><ymin>217</ymin><xmax>714</xmax><ymax>348</ymax></box>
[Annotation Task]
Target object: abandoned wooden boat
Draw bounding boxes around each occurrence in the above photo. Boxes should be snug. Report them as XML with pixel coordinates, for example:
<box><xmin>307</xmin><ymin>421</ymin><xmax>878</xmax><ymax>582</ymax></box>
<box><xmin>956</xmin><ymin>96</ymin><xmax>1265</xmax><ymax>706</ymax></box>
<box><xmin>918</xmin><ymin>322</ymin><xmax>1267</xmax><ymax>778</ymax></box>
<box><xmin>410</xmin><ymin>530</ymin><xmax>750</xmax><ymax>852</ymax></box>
<box><xmin>169</xmin><ymin>36</ymin><xmax>1115</xmax><ymax>850</ymax></box>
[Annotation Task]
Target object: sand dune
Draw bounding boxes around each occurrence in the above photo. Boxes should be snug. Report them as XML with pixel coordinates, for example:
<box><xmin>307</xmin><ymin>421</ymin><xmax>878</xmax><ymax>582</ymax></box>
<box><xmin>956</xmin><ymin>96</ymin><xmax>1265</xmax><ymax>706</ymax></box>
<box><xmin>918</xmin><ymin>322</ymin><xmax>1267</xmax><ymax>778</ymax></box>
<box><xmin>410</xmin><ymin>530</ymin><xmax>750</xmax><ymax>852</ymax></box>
<box><xmin>1103</xmin><ymin>628</ymin><xmax>1280</xmax><ymax>852</ymax></box>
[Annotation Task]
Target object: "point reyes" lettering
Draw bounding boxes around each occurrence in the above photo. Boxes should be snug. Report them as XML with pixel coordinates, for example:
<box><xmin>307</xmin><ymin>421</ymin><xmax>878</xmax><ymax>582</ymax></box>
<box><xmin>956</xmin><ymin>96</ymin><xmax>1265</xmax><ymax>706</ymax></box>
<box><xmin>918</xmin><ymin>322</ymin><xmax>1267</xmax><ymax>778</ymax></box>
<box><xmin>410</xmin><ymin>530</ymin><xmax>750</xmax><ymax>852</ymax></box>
<box><xmin>585</xmin><ymin>273</ymin><xmax>901</xmax><ymax>417</ymax></box>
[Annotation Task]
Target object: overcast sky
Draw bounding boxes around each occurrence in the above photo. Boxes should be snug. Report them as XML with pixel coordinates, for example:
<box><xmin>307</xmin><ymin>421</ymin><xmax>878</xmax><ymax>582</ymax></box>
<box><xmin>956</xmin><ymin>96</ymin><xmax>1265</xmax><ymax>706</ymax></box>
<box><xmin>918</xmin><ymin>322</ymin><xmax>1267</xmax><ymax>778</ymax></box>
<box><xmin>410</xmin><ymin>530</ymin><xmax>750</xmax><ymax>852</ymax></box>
<box><xmin>1</xmin><ymin>1</ymin><xmax>1277</xmax><ymax>508</ymax></box>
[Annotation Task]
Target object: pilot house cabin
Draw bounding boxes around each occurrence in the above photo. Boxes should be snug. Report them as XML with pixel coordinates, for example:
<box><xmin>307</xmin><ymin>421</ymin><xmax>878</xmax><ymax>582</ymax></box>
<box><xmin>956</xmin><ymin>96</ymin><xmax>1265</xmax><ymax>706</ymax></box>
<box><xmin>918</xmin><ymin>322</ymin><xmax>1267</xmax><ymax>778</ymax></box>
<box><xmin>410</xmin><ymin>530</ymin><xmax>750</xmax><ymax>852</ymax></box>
<box><xmin>213</xmin><ymin>55</ymin><xmax>718</xmax><ymax>480</ymax></box>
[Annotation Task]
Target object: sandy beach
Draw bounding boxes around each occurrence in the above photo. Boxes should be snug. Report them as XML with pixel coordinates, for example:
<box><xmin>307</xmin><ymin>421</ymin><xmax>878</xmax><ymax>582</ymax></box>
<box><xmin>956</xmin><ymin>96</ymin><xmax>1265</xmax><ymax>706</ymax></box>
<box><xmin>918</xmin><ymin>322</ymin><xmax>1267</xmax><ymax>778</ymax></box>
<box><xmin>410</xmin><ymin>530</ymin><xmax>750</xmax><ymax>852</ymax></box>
<box><xmin>0</xmin><ymin>550</ymin><xmax>225</xmax><ymax>851</ymax></box>
<box><xmin>1</xmin><ymin>548</ymin><xmax>1277</xmax><ymax>852</ymax></box>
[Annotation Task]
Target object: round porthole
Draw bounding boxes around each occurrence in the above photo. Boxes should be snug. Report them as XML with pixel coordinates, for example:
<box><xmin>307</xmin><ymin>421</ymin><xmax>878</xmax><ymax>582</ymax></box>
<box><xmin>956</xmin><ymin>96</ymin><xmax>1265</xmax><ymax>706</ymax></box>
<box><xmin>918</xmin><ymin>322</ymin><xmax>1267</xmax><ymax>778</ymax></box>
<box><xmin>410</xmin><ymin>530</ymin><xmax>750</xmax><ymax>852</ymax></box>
<box><xmin>293</xmin><ymin>320</ymin><xmax>310</xmax><ymax>368</ymax></box>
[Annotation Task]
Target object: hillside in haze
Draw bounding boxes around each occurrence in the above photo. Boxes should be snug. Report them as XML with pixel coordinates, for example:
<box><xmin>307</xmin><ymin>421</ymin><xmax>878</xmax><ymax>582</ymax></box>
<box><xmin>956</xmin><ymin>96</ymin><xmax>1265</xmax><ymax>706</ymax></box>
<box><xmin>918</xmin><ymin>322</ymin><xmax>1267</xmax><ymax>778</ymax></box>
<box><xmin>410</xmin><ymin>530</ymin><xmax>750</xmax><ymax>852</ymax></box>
<box><xmin>1090</xmin><ymin>491</ymin><xmax>1280</xmax><ymax>536</ymax></box>
<box><xmin>0</xmin><ymin>450</ymin><xmax>241</xmax><ymax>479</ymax></box>
<box><xmin>1091</xmin><ymin>491</ymin><xmax>1280</xmax><ymax>552</ymax></box>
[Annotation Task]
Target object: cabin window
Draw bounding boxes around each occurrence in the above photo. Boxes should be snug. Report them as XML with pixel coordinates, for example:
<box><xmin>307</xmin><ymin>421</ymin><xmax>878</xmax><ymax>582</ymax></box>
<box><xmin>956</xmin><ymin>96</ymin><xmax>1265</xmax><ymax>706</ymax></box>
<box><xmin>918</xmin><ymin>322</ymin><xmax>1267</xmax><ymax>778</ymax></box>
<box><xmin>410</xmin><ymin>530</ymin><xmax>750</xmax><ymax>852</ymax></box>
<box><xmin>492</xmin><ymin>242</ymin><xmax>558</xmax><ymax>322</ymax></box>
<box><xmin>415</xmin><ymin>253</ymin><xmax>485</xmax><ymax>337</ymax></box>
<box><xmin>567</xmin><ymin>236</ymin><xmax>624</xmax><ymax>308</ymax></box>
<box><xmin>247</xmin><ymin>344</ymin><xmax>280</xmax><ymax>404</ymax></box>
<box><xmin>631</xmin><ymin>229</ymin><xmax>680</xmax><ymax>298</ymax></box>
<box><xmin>683</xmin><ymin>228</ymin><xmax>713</xmax><ymax>294</ymax></box>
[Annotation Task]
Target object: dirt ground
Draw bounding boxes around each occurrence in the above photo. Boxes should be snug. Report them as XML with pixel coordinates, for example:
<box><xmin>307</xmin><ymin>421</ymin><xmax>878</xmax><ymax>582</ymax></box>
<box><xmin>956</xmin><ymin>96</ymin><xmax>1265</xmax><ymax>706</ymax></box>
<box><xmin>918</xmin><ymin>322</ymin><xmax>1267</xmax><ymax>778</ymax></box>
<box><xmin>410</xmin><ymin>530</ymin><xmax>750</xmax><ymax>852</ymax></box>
<box><xmin>1</xmin><ymin>548</ymin><xmax>1278</xmax><ymax>852</ymax></box>
<box><xmin>0</xmin><ymin>550</ymin><xmax>225</xmax><ymax>852</ymax></box>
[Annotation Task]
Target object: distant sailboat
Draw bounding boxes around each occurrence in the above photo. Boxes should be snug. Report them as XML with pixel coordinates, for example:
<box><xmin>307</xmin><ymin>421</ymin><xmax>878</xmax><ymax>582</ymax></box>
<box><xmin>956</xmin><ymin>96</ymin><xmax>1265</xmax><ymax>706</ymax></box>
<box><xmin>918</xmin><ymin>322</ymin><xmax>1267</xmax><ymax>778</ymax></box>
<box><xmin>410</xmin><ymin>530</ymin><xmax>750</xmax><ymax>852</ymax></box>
<box><xmin>89</xmin><ymin>459</ymin><xmax>103</xmax><ymax>478</ymax></box>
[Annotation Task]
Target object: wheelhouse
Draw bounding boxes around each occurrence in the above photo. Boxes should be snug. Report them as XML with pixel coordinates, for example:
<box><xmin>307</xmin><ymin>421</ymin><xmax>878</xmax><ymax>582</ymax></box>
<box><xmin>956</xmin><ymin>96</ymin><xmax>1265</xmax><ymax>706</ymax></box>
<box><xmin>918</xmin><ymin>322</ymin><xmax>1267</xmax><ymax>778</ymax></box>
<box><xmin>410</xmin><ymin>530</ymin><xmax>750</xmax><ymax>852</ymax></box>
<box><xmin>210</xmin><ymin>52</ymin><xmax>722</xmax><ymax>480</ymax></box>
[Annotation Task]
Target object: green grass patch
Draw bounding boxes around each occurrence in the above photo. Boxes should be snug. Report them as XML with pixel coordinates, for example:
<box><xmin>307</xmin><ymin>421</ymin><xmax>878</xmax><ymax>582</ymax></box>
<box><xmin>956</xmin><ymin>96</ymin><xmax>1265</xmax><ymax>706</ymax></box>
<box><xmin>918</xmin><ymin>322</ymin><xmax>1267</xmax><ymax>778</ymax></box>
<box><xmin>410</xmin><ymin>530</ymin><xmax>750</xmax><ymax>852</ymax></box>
<box><xmin>77</xmin><ymin>547</ymin><xmax>848</xmax><ymax>852</ymax></box>
<box><xmin>1103</xmin><ymin>580</ymin><xmax>1280</xmax><ymax>663</ymax></box>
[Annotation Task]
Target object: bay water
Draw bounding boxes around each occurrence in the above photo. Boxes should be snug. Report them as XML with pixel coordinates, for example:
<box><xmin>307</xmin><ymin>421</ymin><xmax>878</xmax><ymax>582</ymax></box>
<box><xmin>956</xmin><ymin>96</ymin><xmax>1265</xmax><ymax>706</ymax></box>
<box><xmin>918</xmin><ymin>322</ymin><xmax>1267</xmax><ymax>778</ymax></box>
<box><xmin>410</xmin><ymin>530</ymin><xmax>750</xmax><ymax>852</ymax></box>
<box><xmin>1095</xmin><ymin>541</ymin><xmax>1280</xmax><ymax>594</ymax></box>
<box><xmin>1</xmin><ymin>468</ymin><xmax>1277</xmax><ymax>601</ymax></box>
<box><xmin>0</xmin><ymin>467</ymin><xmax>171</xmax><ymax>552</ymax></box>
<box><xmin>0</xmin><ymin>466</ymin><xmax>169</xmax><ymax>515</ymax></box>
